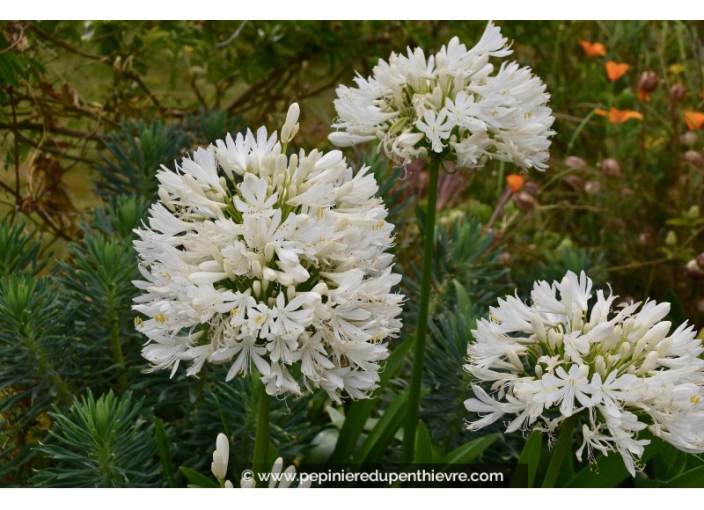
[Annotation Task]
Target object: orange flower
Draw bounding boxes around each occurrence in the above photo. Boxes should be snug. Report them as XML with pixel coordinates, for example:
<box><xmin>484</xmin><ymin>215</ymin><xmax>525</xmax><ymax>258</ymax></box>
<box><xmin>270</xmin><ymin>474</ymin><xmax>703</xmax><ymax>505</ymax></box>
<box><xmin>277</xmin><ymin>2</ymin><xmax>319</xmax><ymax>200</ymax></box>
<box><xmin>605</xmin><ymin>61</ymin><xmax>630</xmax><ymax>82</ymax></box>
<box><xmin>684</xmin><ymin>111</ymin><xmax>704</xmax><ymax>131</ymax></box>
<box><xmin>579</xmin><ymin>40</ymin><xmax>607</xmax><ymax>57</ymax></box>
<box><xmin>506</xmin><ymin>174</ymin><xmax>525</xmax><ymax>193</ymax></box>
<box><xmin>595</xmin><ymin>107</ymin><xmax>644</xmax><ymax>124</ymax></box>
<box><xmin>637</xmin><ymin>89</ymin><xmax>651</xmax><ymax>102</ymax></box>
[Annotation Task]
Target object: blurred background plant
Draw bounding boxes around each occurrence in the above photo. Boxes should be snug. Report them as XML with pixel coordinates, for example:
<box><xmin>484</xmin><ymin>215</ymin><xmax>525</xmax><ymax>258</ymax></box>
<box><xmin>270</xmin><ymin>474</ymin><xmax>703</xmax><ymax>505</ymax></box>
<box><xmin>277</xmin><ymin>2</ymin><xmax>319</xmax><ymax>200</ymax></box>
<box><xmin>0</xmin><ymin>20</ymin><xmax>703</xmax><ymax>487</ymax></box>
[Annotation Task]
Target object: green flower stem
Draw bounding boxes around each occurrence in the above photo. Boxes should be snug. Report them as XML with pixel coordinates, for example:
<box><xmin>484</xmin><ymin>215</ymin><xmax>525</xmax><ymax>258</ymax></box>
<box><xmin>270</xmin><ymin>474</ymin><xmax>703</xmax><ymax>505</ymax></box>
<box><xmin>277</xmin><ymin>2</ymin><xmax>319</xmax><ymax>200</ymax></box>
<box><xmin>252</xmin><ymin>383</ymin><xmax>271</xmax><ymax>485</ymax></box>
<box><xmin>400</xmin><ymin>157</ymin><xmax>440</xmax><ymax>464</ymax></box>
<box><xmin>541</xmin><ymin>415</ymin><xmax>577</xmax><ymax>488</ymax></box>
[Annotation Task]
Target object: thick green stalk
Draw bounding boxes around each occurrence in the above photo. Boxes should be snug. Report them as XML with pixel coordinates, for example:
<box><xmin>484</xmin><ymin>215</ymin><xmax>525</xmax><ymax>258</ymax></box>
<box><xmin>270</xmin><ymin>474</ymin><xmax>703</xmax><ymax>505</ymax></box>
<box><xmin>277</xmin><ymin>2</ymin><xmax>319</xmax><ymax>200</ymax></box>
<box><xmin>541</xmin><ymin>415</ymin><xmax>577</xmax><ymax>488</ymax></box>
<box><xmin>252</xmin><ymin>385</ymin><xmax>271</xmax><ymax>486</ymax></box>
<box><xmin>400</xmin><ymin>158</ymin><xmax>439</xmax><ymax>464</ymax></box>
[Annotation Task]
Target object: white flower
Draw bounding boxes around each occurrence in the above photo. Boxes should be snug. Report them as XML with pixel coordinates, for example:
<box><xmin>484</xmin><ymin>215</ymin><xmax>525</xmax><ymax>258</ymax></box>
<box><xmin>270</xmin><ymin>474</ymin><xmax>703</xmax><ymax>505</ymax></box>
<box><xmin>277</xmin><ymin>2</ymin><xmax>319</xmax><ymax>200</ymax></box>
<box><xmin>464</xmin><ymin>270</ymin><xmax>704</xmax><ymax>476</ymax></box>
<box><xmin>415</xmin><ymin>108</ymin><xmax>455</xmax><ymax>153</ymax></box>
<box><xmin>329</xmin><ymin>21</ymin><xmax>554</xmax><ymax>169</ymax></box>
<box><xmin>211</xmin><ymin>433</ymin><xmax>233</xmax><ymax>487</ymax></box>
<box><xmin>133</xmin><ymin>103</ymin><xmax>404</xmax><ymax>402</ymax></box>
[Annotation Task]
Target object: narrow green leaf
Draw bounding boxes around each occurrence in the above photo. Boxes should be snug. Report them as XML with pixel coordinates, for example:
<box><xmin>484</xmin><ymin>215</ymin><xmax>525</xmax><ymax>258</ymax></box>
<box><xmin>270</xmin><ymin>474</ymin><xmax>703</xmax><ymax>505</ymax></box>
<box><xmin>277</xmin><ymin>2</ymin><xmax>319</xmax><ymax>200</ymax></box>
<box><xmin>178</xmin><ymin>467</ymin><xmax>220</xmax><ymax>488</ymax></box>
<box><xmin>154</xmin><ymin>417</ymin><xmax>176</xmax><ymax>488</ymax></box>
<box><xmin>414</xmin><ymin>420</ymin><xmax>433</xmax><ymax>464</ymax></box>
<box><xmin>355</xmin><ymin>389</ymin><xmax>409</xmax><ymax>465</ymax></box>
<box><xmin>329</xmin><ymin>338</ymin><xmax>412</xmax><ymax>464</ymax></box>
<box><xmin>452</xmin><ymin>279</ymin><xmax>471</xmax><ymax>311</ymax></box>
<box><xmin>268</xmin><ymin>441</ymin><xmax>281</xmax><ymax>466</ymax></box>
<box><xmin>440</xmin><ymin>434</ymin><xmax>499</xmax><ymax>465</ymax></box>
<box><xmin>666</xmin><ymin>465</ymin><xmax>704</xmax><ymax>488</ymax></box>
<box><xmin>511</xmin><ymin>430</ymin><xmax>542</xmax><ymax>488</ymax></box>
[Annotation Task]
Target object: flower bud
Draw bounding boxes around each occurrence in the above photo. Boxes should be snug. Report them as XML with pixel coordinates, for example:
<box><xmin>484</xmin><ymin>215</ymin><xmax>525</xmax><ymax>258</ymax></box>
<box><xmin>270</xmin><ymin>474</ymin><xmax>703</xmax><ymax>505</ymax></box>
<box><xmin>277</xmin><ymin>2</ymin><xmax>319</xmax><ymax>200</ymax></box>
<box><xmin>683</xmin><ymin>150</ymin><xmax>704</xmax><ymax>169</ymax></box>
<box><xmin>600</xmin><ymin>158</ymin><xmax>621</xmax><ymax>178</ymax></box>
<box><xmin>523</xmin><ymin>181</ymin><xmax>540</xmax><ymax>196</ymax></box>
<box><xmin>637</xmin><ymin>351</ymin><xmax>659</xmax><ymax>374</ymax></box>
<box><xmin>281</xmin><ymin>103</ymin><xmax>300</xmax><ymax>144</ymax></box>
<box><xmin>513</xmin><ymin>191</ymin><xmax>537</xmax><ymax>211</ymax></box>
<box><xmin>670</xmin><ymin>83</ymin><xmax>686</xmax><ymax>103</ymax></box>
<box><xmin>499</xmin><ymin>252</ymin><xmax>513</xmax><ymax>266</ymax></box>
<box><xmin>565</xmin><ymin>156</ymin><xmax>588</xmax><ymax>171</ymax></box>
<box><xmin>585</xmin><ymin>181</ymin><xmax>601</xmax><ymax>195</ymax></box>
<box><xmin>697</xmin><ymin>252</ymin><xmax>704</xmax><ymax>268</ymax></box>
<box><xmin>637</xmin><ymin>71</ymin><xmax>659</xmax><ymax>93</ymax></box>
<box><xmin>680</xmin><ymin>131</ymin><xmax>698</xmax><ymax>147</ymax></box>
<box><xmin>686</xmin><ymin>259</ymin><xmax>704</xmax><ymax>278</ymax></box>
<box><xmin>665</xmin><ymin>230</ymin><xmax>677</xmax><ymax>246</ymax></box>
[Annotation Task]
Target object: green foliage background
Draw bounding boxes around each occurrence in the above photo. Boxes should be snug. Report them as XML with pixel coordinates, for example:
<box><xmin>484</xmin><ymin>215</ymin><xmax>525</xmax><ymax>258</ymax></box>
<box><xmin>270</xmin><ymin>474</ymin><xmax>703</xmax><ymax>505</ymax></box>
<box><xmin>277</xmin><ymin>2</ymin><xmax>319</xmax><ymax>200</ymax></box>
<box><xmin>0</xmin><ymin>20</ymin><xmax>703</xmax><ymax>488</ymax></box>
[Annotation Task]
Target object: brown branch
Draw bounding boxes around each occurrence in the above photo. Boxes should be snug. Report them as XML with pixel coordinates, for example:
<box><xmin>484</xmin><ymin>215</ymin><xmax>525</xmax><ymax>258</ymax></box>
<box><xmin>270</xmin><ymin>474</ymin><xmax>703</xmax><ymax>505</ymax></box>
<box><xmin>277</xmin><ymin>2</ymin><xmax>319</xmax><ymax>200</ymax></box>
<box><xmin>29</xmin><ymin>23</ymin><xmax>108</xmax><ymax>63</ymax></box>
<box><xmin>34</xmin><ymin>206</ymin><xmax>74</xmax><ymax>241</ymax></box>
<box><xmin>0</xmin><ymin>121</ymin><xmax>103</xmax><ymax>141</ymax></box>
<box><xmin>298</xmin><ymin>63</ymin><xmax>353</xmax><ymax>100</ymax></box>
<box><xmin>190</xmin><ymin>76</ymin><xmax>208</xmax><ymax>110</ymax></box>
<box><xmin>15</xmin><ymin>131</ymin><xmax>95</xmax><ymax>164</ymax></box>
<box><xmin>124</xmin><ymin>71</ymin><xmax>162</xmax><ymax>109</ymax></box>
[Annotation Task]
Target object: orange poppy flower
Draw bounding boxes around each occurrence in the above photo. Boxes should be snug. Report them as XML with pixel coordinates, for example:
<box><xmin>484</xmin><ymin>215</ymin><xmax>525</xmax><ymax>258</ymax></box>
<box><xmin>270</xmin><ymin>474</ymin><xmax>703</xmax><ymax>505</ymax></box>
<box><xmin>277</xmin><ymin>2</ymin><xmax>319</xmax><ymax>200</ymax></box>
<box><xmin>506</xmin><ymin>174</ymin><xmax>525</xmax><ymax>193</ymax></box>
<box><xmin>579</xmin><ymin>40</ymin><xmax>607</xmax><ymax>57</ymax></box>
<box><xmin>605</xmin><ymin>61</ymin><xmax>630</xmax><ymax>82</ymax></box>
<box><xmin>684</xmin><ymin>111</ymin><xmax>704</xmax><ymax>131</ymax></box>
<box><xmin>595</xmin><ymin>107</ymin><xmax>644</xmax><ymax>124</ymax></box>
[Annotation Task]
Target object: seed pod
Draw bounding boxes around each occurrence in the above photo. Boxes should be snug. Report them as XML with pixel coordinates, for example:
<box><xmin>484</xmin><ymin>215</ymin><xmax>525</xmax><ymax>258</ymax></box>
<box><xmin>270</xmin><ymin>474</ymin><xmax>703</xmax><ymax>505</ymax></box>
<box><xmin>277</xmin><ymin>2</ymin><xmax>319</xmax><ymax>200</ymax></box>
<box><xmin>513</xmin><ymin>191</ymin><xmax>537</xmax><ymax>211</ymax></box>
<box><xmin>670</xmin><ymin>83</ymin><xmax>686</xmax><ymax>103</ymax></box>
<box><xmin>680</xmin><ymin>131</ymin><xmax>698</xmax><ymax>147</ymax></box>
<box><xmin>637</xmin><ymin>71</ymin><xmax>659</xmax><ymax>93</ymax></box>
<box><xmin>523</xmin><ymin>181</ymin><xmax>540</xmax><ymax>196</ymax></box>
<box><xmin>639</xmin><ymin>233</ymin><xmax>653</xmax><ymax>246</ymax></box>
<box><xmin>697</xmin><ymin>252</ymin><xmax>704</xmax><ymax>269</ymax></box>
<box><xmin>499</xmin><ymin>252</ymin><xmax>513</xmax><ymax>266</ymax></box>
<box><xmin>565</xmin><ymin>156</ymin><xmax>588</xmax><ymax>171</ymax></box>
<box><xmin>584</xmin><ymin>181</ymin><xmax>602</xmax><ymax>195</ymax></box>
<box><xmin>686</xmin><ymin>259</ymin><xmax>704</xmax><ymax>278</ymax></box>
<box><xmin>683</xmin><ymin>150</ymin><xmax>704</xmax><ymax>169</ymax></box>
<box><xmin>600</xmin><ymin>158</ymin><xmax>622</xmax><ymax>178</ymax></box>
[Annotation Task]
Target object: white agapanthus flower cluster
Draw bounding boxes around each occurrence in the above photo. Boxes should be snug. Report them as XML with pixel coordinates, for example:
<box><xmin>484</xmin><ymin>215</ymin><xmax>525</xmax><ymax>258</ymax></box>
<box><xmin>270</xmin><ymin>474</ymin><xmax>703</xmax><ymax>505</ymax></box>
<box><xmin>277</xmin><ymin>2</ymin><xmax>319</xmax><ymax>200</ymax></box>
<box><xmin>329</xmin><ymin>21</ymin><xmax>555</xmax><ymax>170</ymax></box>
<box><xmin>464</xmin><ymin>271</ymin><xmax>704</xmax><ymax>476</ymax></box>
<box><xmin>133</xmin><ymin>104</ymin><xmax>404</xmax><ymax>402</ymax></box>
